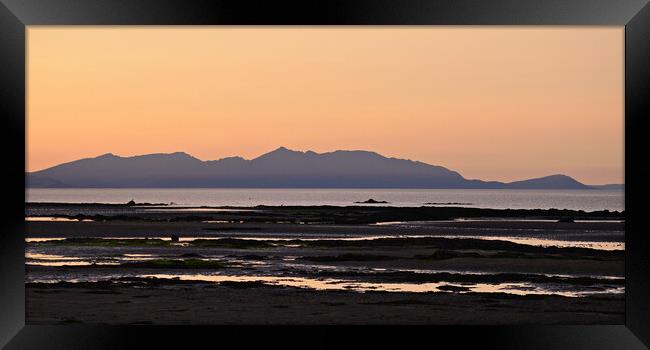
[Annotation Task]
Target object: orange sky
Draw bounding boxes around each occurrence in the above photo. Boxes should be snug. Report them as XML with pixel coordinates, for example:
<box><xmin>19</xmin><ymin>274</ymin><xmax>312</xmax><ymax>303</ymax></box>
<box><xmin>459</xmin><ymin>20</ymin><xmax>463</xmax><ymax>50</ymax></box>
<box><xmin>27</xmin><ymin>27</ymin><xmax>624</xmax><ymax>184</ymax></box>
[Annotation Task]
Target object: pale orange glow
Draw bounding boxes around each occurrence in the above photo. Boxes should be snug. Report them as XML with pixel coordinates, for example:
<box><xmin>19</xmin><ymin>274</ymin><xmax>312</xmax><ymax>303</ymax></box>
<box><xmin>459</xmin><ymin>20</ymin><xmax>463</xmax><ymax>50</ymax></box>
<box><xmin>27</xmin><ymin>27</ymin><xmax>624</xmax><ymax>184</ymax></box>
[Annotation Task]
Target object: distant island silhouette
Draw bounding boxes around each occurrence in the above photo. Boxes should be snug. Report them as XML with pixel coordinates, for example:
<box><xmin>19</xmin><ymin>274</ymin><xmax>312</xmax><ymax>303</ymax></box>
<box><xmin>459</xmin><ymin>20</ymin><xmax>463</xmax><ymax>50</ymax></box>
<box><xmin>26</xmin><ymin>147</ymin><xmax>623</xmax><ymax>189</ymax></box>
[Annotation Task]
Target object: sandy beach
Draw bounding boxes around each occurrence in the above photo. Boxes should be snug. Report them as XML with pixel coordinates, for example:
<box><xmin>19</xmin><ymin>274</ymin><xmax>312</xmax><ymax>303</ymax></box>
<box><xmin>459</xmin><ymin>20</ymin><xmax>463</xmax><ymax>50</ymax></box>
<box><xmin>27</xmin><ymin>280</ymin><xmax>624</xmax><ymax>325</ymax></box>
<box><xmin>25</xmin><ymin>204</ymin><xmax>625</xmax><ymax>325</ymax></box>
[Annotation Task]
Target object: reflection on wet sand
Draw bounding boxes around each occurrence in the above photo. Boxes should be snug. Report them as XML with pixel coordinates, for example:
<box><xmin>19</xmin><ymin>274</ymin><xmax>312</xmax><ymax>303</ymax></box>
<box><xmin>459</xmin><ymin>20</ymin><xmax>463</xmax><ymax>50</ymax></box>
<box><xmin>141</xmin><ymin>273</ymin><xmax>624</xmax><ymax>298</ymax></box>
<box><xmin>26</xmin><ymin>234</ymin><xmax>623</xmax><ymax>250</ymax></box>
<box><xmin>426</xmin><ymin>235</ymin><xmax>623</xmax><ymax>251</ymax></box>
<box><xmin>25</xmin><ymin>252</ymin><xmax>90</xmax><ymax>266</ymax></box>
<box><xmin>26</xmin><ymin>217</ymin><xmax>93</xmax><ymax>222</ymax></box>
<box><xmin>26</xmin><ymin>237</ymin><xmax>65</xmax><ymax>243</ymax></box>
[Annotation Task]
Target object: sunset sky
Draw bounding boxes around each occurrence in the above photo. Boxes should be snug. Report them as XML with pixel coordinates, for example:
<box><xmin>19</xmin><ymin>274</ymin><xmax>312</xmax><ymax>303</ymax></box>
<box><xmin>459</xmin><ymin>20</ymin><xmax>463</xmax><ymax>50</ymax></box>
<box><xmin>27</xmin><ymin>27</ymin><xmax>623</xmax><ymax>184</ymax></box>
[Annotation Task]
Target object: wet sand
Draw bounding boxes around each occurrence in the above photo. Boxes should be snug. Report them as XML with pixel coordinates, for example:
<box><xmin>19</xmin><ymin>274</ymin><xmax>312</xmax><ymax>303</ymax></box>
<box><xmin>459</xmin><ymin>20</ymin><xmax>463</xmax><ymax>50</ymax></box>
<box><xmin>26</xmin><ymin>219</ymin><xmax>623</xmax><ymax>241</ymax></box>
<box><xmin>25</xmin><ymin>203</ymin><xmax>625</xmax><ymax>325</ymax></box>
<box><xmin>27</xmin><ymin>280</ymin><xmax>624</xmax><ymax>325</ymax></box>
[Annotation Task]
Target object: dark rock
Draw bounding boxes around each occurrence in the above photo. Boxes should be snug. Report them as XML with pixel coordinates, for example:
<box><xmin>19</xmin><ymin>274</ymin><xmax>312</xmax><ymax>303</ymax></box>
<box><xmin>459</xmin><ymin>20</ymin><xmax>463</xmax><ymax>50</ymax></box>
<box><xmin>170</xmin><ymin>234</ymin><xmax>180</xmax><ymax>242</ymax></box>
<box><xmin>218</xmin><ymin>281</ymin><xmax>267</xmax><ymax>289</ymax></box>
<box><xmin>354</xmin><ymin>198</ymin><xmax>389</xmax><ymax>204</ymax></box>
<box><xmin>438</xmin><ymin>285</ymin><xmax>471</xmax><ymax>292</ymax></box>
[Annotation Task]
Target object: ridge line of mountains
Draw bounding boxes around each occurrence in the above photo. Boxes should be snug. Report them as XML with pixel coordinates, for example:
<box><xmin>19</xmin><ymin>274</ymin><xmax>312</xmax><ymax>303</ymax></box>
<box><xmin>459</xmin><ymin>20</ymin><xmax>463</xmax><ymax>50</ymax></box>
<box><xmin>26</xmin><ymin>147</ymin><xmax>623</xmax><ymax>190</ymax></box>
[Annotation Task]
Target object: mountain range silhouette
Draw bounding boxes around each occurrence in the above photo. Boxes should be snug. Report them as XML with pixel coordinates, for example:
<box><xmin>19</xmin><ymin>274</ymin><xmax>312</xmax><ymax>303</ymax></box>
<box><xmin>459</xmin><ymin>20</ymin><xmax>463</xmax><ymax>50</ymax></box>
<box><xmin>26</xmin><ymin>147</ymin><xmax>620</xmax><ymax>189</ymax></box>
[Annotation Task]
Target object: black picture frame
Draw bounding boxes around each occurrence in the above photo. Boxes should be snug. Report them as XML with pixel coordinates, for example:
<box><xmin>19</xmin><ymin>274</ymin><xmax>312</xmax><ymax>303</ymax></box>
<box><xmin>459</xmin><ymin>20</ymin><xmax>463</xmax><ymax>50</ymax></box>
<box><xmin>1</xmin><ymin>0</ymin><xmax>648</xmax><ymax>348</ymax></box>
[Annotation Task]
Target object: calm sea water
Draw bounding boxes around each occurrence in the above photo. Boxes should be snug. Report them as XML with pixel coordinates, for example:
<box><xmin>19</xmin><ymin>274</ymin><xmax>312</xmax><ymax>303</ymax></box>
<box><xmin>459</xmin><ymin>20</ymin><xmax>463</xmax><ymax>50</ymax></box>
<box><xmin>26</xmin><ymin>188</ymin><xmax>624</xmax><ymax>211</ymax></box>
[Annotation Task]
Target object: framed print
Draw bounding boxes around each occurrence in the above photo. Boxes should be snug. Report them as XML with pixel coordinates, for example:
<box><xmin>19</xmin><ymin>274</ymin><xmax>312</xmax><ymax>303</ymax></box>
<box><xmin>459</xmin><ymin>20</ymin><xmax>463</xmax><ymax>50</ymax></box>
<box><xmin>1</xmin><ymin>0</ymin><xmax>649</xmax><ymax>349</ymax></box>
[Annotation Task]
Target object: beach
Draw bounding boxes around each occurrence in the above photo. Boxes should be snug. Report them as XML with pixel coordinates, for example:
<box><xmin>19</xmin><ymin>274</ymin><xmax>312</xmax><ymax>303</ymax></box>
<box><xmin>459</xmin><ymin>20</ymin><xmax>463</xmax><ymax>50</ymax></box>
<box><xmin>25</xmin><ymin>203</ymin><xmax>625</xmax><ymax>324</ymax></box>
<box><xmin>27</xmin><ymin>281</ymin><xmax>623</xmax><ymax>325</ymax></box>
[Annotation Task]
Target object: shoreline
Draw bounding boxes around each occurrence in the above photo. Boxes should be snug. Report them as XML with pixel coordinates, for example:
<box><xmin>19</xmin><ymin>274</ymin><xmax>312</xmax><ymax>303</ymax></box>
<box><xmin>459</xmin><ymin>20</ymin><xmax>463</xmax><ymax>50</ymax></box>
<box><xmin>26</xmin><ymin>203</ymin><xmax>625</xmax><ymax>227</ymax></box>
<box><xmin>26</xmin><ymin>220</ymin><xmax>624</xmax><ymax>243</ymax></box>
<box><xmin>25</xmin><ymin>202</ymin><xmax>625</xmax><ymax>325</ymax></box>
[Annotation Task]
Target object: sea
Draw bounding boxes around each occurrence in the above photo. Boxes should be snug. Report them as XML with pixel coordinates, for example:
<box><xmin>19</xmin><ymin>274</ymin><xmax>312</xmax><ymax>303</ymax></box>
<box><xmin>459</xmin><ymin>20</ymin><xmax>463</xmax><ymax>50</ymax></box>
<box><xmin>26</xmin><ymin>188</ymin><xmax>624</xmax><ymax>212</ymax></box>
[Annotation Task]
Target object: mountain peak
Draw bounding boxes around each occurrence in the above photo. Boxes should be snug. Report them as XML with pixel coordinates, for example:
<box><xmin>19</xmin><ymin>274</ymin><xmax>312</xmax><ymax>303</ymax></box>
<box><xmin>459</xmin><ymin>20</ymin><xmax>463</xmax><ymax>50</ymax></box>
<box><xmin>544</xmin><ymin>174</ymin><xmax>571</xmax><ymax>179</ymax></box>
<box><xmin>269</xmin><ymin>146</ymin><xmax>300</xmax><ymax>155</ymax></box>
<box><xmin>254</xmin><ymin>146</ymin><xmax>304</xmax><ymax>160</ymax></box>
<box><xmin>127</xmin><ymin>151</ymin><xmax>197</xmax><ymax>161</ymax></box>
<box><xmin>506</xmin><ymin>173</ymin><xmax>589</xmax><ymax>189</ymax></box>
<box><xmin>96</xmin><ymin>153</ymin><xmax>118</xmax><ymax>159</ymax></box>
<box><xmin>169</xmin><ymin>151</ymin><xmax>194</xmax><ymax>158</ymax></box>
